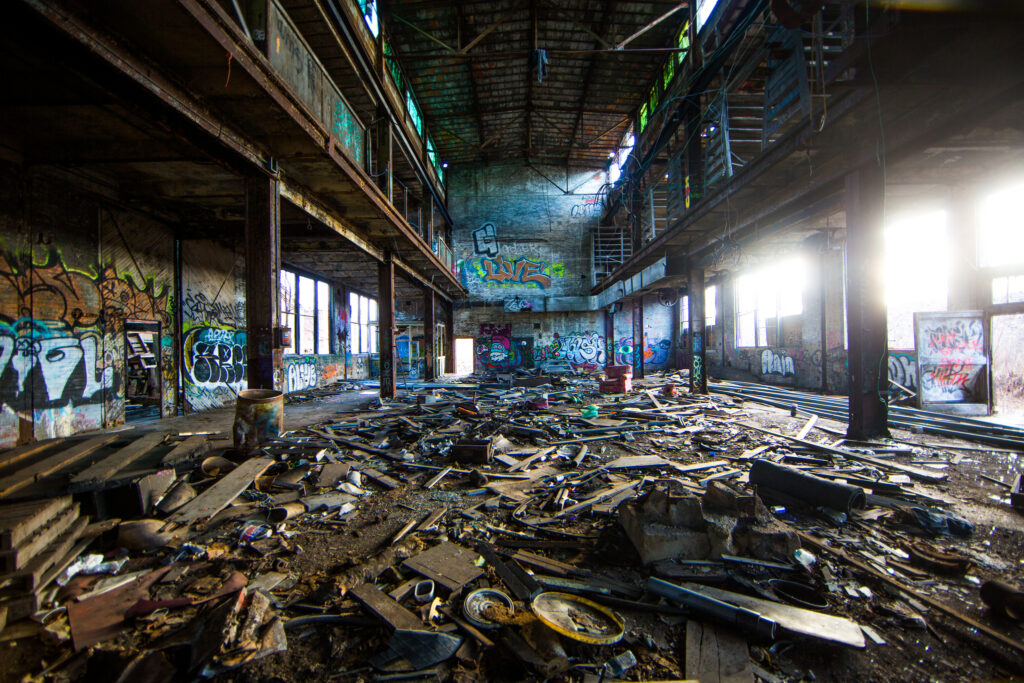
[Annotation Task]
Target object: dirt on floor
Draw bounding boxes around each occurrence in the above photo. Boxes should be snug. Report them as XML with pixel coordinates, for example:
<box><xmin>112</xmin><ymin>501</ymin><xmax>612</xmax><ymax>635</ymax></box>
<box><xmin>2</xmin><ymin>374</ymin><xmax>1023</xmax><ymax>683</ymax></box>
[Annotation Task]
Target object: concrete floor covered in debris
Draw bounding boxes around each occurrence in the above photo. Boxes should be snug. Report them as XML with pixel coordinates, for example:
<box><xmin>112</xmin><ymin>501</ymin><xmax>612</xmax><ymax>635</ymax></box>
<box><xmin>2</xmin><ymin>374</ymin><xmax>1023</xmax><ymax>683</ymax></box>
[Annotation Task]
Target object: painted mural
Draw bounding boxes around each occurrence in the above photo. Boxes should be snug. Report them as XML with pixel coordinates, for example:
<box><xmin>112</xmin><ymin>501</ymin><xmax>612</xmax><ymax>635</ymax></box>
<box><xmin>533</xmin><ymin>332</ymin><xmax>606</xmax><ymax>372</ymax></box>
<box><xmin>181</xmin><ymin>240</ymin><xmax>246</xmax><ymax>412</ymax></box>
<box><xmin>459</xmin><ymin>222</ymin><xmax>567</xmax><ymax>291</ymax></box>
<box><xmin>0</xmin><ymin>248</ymin><xmax>173</xmax><ymax>445</ymax></box>
<box><xmin>614</xmin><ymin>336</ymin><xmax>672</xmax><ymax>369</ymax></box>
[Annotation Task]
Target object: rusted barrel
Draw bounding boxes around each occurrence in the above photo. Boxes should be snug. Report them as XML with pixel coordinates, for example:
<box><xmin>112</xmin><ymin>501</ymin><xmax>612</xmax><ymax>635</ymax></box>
<box><xmin>233</xmin><ymin>389</ymin><xmax>284</xmax><ymax>455</ymax></box>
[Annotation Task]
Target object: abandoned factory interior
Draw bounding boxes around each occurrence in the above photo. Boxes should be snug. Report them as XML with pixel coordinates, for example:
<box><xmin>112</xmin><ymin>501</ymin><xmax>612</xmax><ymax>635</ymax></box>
<box><xmin>3</xmin><ymin>0</ymin><xmax>1024</xmax><ymax>681</ymax></box>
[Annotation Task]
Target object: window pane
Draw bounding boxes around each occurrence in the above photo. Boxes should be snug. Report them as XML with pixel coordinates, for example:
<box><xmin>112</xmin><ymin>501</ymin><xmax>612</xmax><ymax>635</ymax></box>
<box><xmin>360</xmin><ymin>296</ymin><xmax>369</xmax><ymax>325</ymax></box>
<box><xmin>361</xmin><ymin>322</ymin><xmax>369</xmax><ymax>353</ymax></box>
<box><xmin>680</xmin><ymin>295</ymin><xmax>689</xmax><ymax>330</ymax></box>
<box><xmin>369</xmin><ymin>298</ymin><xmax>378</xmax><ymax>323</ymax></box>
<box><xmin>280</xmin><ymin>270</ymin><xmax>296</xmax><ymax>314</ymax></box>
<box><xmin>350</xmin><ymin>322</ymin><xmax>360</xmax><ymax>353</ymax></box>
<box><xmin>737</xmin><ymin>312</ymin><xmax>755</xmax><ymax>347</ymax></box>
<box><xmin>317</xmin><ymin>281</ymin><xmax>330</xmax><ymax>354</ymax></box>
<box><xmin>885</xmin><ymin>209</ymin><xmax>949</xmax><ymax>348</ymax></box>
<box><xmin>282</xmin><ymin>313</ymin><xmax>295</xmax><ymax>355</ymax></box>
<box><xmin>979</xmin><ymin>180</ymin><xmax>1024</xmax><ymax>268</ymax></box>
<box><xmin>299</xmin><ymin>277</ymin><xmax>315</xmax><ymax>316</ymax></box>
<box><xmin>705</xmin><ymin>286</ymin><xmax>717</xmax><ymax>327</ymax></box>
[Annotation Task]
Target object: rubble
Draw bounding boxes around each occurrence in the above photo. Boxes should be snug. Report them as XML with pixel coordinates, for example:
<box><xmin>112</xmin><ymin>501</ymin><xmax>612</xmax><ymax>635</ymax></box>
<box><xmin>0</xmin><ymin>371</ymin><xmax>1022</xmax><ymax>681</ymax></box>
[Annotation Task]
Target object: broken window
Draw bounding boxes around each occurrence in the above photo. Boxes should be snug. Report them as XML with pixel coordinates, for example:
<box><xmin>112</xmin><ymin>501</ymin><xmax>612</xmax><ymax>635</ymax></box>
<box><xmin>359</xmin><ymin>0</ymin><xmax>378</xmax><ymax>37</ymax></box>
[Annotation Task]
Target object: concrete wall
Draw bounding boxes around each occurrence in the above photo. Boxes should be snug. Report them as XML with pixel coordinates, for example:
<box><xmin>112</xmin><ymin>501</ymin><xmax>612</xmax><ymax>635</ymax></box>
<box><xmin>283</xmin><ymin>354</ymin><xmax>347</xmax><ymax>392</ymax></box>
<box><xmin>0</xmin><ymin>163</ymin><xmax>180</xmax><ymax>446</ymax></box>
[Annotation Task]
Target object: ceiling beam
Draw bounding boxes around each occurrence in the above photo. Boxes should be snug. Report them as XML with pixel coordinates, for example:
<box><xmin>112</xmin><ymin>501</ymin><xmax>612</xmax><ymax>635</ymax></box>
<box><xmin>567</xmin><ymin>0</ymin><xmax>616</xmax><ymax>166</ymax></box>
<box><xmin>460</xmin><ymin>0</ymin><xmax>526</xmax><ymax>54</ymax></box>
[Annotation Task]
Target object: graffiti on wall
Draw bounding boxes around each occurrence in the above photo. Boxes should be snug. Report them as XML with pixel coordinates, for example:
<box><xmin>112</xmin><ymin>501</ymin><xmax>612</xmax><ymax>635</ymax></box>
<box><xmin>287</xmin><ymin>360</ymin><xmax>317</xmax><ymax>393</ymax></box>
<box><xmin>473</xmin><ymin>255</ymin><xmax>561</xmax><ymax>289</ymax></box>
<box><xmin>0</xmin><ymin>249</ymin><xmax>172</xmax><ymax>439</ymax></box>
<box><xmin>569</xmin><ymin>197</ymin><xmax>603</xmax><ymax>218</ymax></box>
<box><xmin>504</xmin><ymin>296</ymin><xmax>537</xmax><ymax>312</ymax></box>
<box><xmin>888</xmin><ymin>352</ymin><xmax>917</xmax><ymax>390</ymax></box>
<box><xmin>476</xmin><ymin>335</ymin><xmax>530</xmax><ymax>371</ymax></box>
<box><xmin>917</xmin><ymin>315</ymin><xmax>986</xmax><ymax>404</ymax></box>
<box><xmin>471</xmin><ymin>223</ymin><xmax>499</xmax><ymax>257</ymax></box>
<box><xmin>613</xmin><ymin>337</ymin><xmax>673</xmax><ymax>369</ymax></box>
<box><xmin>182</xmin><ymin>325</ymin><xmax>246</xmax><ymax>411</ymax></box>
<box><xmin>533</xmin><ymin>332</ymin><xmax>606</xmax><ymax>372</ymax></box>
<box><xmin>182</xmin><ymin>290</ymin><xmax>243</xmax><ymax>328</ymax></box>
<box><xmin>921</xmin><ymin>363</ymin><xmax>975</xmax><ymax>401</ymax></box>
<box><xmin>921</xmin><ymin>319</ymin><xmax>984</xmax><ymax>360</ymax></box>
<box><xmin>761</xmin><ymin>348</ymin><xmax>795</xmax><ymax>377</ymax></box>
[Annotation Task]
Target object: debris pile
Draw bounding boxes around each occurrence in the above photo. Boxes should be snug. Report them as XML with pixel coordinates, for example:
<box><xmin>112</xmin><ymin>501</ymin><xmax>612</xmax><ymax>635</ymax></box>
<box><xmin>0</xmin><ymin>375</ymin><xmax>1022</xmax><ymax>681</ymax></box>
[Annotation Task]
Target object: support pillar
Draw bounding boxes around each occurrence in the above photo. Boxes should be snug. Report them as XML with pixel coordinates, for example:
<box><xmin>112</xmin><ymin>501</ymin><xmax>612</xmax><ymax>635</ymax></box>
<box><xmin>670</xmin><ymin>292</ymin><xmax>682</xmax><ymax>369</ymax></box>
<box><xmin>632</xmin><ymin>298</ymin><xmax>645</xmax><ymax>379</ymax></box>
<box><xmin>844</xmin><ymin>164</ymin><xmax>889</xmax><ymax>439</ymax></box>
<box><xmin>604</xmin><ymin>307</ymin><xmax>615</xmax><ymax>369</ymax></box>
<box><xmin>423</xmin><ymin>288</ymin><xmax>436</xmax><ymax>380</ymax></box>
<box><xmin>378</xmin><ymin>251</ymin><xmax>397</xmax><ymax>399</ymax></box>
<box><xmin>444</xmin><ymin>299</ymin><xmax>455</xmax><ymax>374</ymax></box>
<box><xmin>245</xmin><ymin>176</ymin><xmax>281</xmax><ymax>391</ymax></box>
<box><xmin>688</xmin><ymin>268</ymin><xmax>707</xmax><ymax>394</ymax></box>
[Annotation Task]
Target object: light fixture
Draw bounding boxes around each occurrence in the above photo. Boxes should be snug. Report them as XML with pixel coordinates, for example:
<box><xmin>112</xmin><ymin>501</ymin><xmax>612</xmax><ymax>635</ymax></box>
<box><xmin>442</xmin><ymin>162</ymin><xmax>448</xmax><ymax>168</ymax></box>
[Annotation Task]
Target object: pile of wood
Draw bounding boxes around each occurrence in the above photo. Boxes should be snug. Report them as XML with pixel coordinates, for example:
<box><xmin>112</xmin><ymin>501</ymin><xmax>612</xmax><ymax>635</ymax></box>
<box><xmin>0</xmin><ymin>496</ymin><xmax>94</xmax><ymax>625</ymax></box>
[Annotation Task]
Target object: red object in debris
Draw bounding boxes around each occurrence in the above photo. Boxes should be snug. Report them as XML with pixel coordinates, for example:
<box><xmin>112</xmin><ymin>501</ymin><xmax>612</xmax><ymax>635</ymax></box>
<box><xmin>605</xmin><ymin>365</ymin><xmax>632</xmax><ymax>379</ymax></box>
<box><xmin>599</xmin><ymin>377</ymin><xmax>632</xmax><ymax>394</ymax></box>
<box><xmin>661</xmin><ymin>383</ymin><xmax>677</xmax><ymax>397</ymax></box>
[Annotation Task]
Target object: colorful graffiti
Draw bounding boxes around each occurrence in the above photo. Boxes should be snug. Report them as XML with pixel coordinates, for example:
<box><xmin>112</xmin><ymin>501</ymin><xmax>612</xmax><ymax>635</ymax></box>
<box><xmin>0</xmin><ymin>249</ymin><xmax>173</xmax><ymax>441</ymax></box>
<box><xmin>922</xmin><ymin>319</ymin><xmax>984</xmax><ymax>360</ymax></box>
<box><xmin>504</xmin><ymin>296</ymin><xmax>537</xmax><ymax>312</ymax></box>
<box><xmin>533</xmin><ymin>332</ymin><xmax>606</xmax><ymax>372</ymax></box>
<box><xmin>182</xmin><ymin>325</ymin><xmax>246</xmax><ymax>411</ymax></box>
<box><xmin>569</xmin><ymin>197</ymin><xmax>603</xmax><ymax>218</ymax></box>
<box><xmin>761</xmin><ymin>349</ymin><xmax>795</xmax><ymax>377</ymax></box>
<box><xmin>474</xmin><ymin>255</ymin><xmax>558</xmax><ymax>289</ymax></box>
<box><xmin>476</xmin><ymin>334</ymin><xmax>527</xmax><ymax>371</ymax></box>
<box><xmin>614</xmin><ymin>337</ymin><xmax>672</xmax><ymax>369</ymax></box>
<box><xmin>921</xmin><ymin>363</ymin><xmax>974</xmax><ymax>401</ymax></box>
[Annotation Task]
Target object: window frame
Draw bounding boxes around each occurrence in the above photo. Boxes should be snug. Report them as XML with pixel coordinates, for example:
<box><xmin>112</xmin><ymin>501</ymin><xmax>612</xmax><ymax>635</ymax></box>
<box><xmin>280</xmin><ymin>267</ymin><xmax>333</xmax><ymax>356</ymax></box>
<box><xmin>348</xmin><ymin>290</ymin><xmax>379</xmax><ymax>355</ymax></box>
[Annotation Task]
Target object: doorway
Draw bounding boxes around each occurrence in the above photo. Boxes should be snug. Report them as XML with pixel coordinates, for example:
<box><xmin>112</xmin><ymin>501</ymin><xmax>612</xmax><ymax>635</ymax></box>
<box><xmin>455</xmin><ymin>337</ymin><xmax>475</xmax><ymax>375</ymax></box>
<box><xmin>125</xmin><ymin>320</ymin><xmax>161</xmax><ymax>422</ymax></box>
<box><xmin>991</xmin><ymin>313</ymin><xmax>1024</xmax><ymax>423</ymax></box>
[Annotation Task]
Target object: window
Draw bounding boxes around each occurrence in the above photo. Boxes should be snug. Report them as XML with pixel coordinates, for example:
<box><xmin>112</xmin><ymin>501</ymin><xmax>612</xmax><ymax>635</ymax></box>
<box><xmin>358</xmin><ymin>0</ymin><xmax>378</xmax><ymax>36</ymax></box>
<box><xmin>676</xmin><ymin>20</ymin><xmax>691</xmax><ymax>66</ymax></box>
<box><xmin>979</xmin><ymin>179</ymin><xmax>1024</xmax><ymax>269</ymax></box>
<box><xmin>681</xmin><ymin>295</ymin><xmax>689</xmax><ymax>331</ymax></box>
<box><xmin>992</xmin><ymin>275</ymin><xmax>1024</xmax><ymax>305</ymax></box>
<box><xmin>406</xmin><ymin>91</ymin><xmax>423</xmax><ymax>136</ymax></box>
<box><xmin>638</xmin><ymin>101</ymin><xmax>649</xmax><ymax>133</ymax></box>
<box><xmin>696</xmin><ymin>0</ymin><xmax>720</xmax><ymax>31</ymax></box>
<box><xmin>663</xmin><ymin>56</ymin><xmax>675</xmax><ymax>91</ymax></box>
<box><xmin>885</xmin><ymin>210</ymin><xmax>949</xmax><ymax>348</ymax></box>
<box><xmin>279</xmin><ymin>270</ymin><xmax>296</xmax><ymax>355</ymax></box>
<box><xmin>733</xmin><ymin>258</ymin><xmax>807</xmax><ymax>347</ymax></box>
<box><xmin>281</xmin><ymin>269</ymin><xmax>331</xmax><ymax>355</ymax></box>
<box><xmin>705</xmin><ymin>285</ymin><xmax>717</xmax><ymax>327</ymax></box>
<box><xmin>348</xmin><ymin>292</ymin><xmax>379</xmax><ymax>354</ymax></box>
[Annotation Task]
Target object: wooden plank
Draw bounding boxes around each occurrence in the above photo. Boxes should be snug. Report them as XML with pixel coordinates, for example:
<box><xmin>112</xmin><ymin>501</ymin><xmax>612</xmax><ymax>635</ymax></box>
<box><xmin>686</xmin><ymin>621</ymin><xmax>754</xmax><ymax>683</ymax></box>
<box><xmin>402</xmin><ymin>541</ymin><xmax>483</xmax><ymax>592</ymax></box>
<box><xmin>670</xmin><ymin>460</ymin><xmax>730</xmax><ymax>474</ymax></box>
<box><xmin>555</xmin><ymin>479</ymin><xmax>642</xmax><ymax>518</ymax></box>
<box><xmin>358</xmin><ymin>466</ymin><xmax>402</xmax><ymax>490</ymax></box>
<box><xmin>70</xmin><ymin>432</ymin><xmax>166</xmax><ymax>491</ymax></box>
<box><xmin>0</xmin><ymin>504</ymin><xmax>79</xmax><ymax>571</ymax></box>
<box><xmin>0</xmin><ymin>517</ymin><xmax>88</xmax><ymax>592</ymax></box>
<box><xmin>0</xmin><ymin>434</ymin><xmax>120</xmax><ymax>499</ymax></box>
<box><xmin>160</xmin><ymin>435</ymin><xmax>209</xmax><ymax>466</ymax></box>
<box><xmin>0</xmin><ymin>438</ymin><xmax>67</xmax><ymax>471</ymax></box>
<box><xmin>606</xmin><ymin>455</ymin><xmax>670</xmax><ymax>469</ymax></box>
<box><xmin>350</xmin><ymin>583</ymin><xmax>423</xmax><ymax>630</ymax></box>
<box><xmin>0</xmin><ymin>497</ymin><xmax>73</xmax><ymax>550</ymax></box>
<box><xmin>169</xmin><ymin>457</ymin><xmax>273</xmax><ymax>524</ymax></box>
<box><xmin>795</xmin><ymin>415</ymin><xmax>818</xmax><ymax>440</ymax></box>
<box><xmin>423</xmin><ymin>465</ymin><xmax>453</xmax><ymax>489</ymax></box>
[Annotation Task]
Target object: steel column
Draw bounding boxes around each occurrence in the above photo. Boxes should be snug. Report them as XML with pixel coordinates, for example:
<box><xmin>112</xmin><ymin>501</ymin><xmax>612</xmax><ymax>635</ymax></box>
<box><xmin>378</xmin><ymin>251</ymin><xmax>397</xmax><ymax>399</ymax></box>
<box><xmin>688</xmin><ymin>268</ymin><xmax>707</xmax><ymax>394</ymax></box>
<box><xmin>244</xmin><ymin>176</ymin><xmax>281</xmax><ymax>390</ymax></box>
<box><xmin>423</xmin><ymin>288</ymin><xmax>436</xmax><ymax>380</ymax></box>
<box><xmin>844</xmin><ymin>164</ymin><xmax>889</xmax><ymax>439</ymax></box>
<box><xmin>632</xmin><ymin>298</ymin><xmax>645</xmax><ymax>379</ymax></box>
<box><xmin>444</xmin><ymin>299</ymin><xmax>455</xmax><ymax>374</ymax></box>
<box><xmin>604</xmin><ymin>307</ymin><xmax>615</xmax><ymax>369</ymax></box>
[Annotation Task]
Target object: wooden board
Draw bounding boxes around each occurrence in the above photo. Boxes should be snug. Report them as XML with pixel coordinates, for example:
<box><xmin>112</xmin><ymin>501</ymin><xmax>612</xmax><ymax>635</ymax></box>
<box><xmin>0</xmin><ymin>503</ymin><xmax>79</xmax><ymax>571</ymax></box>
<box><xmin>0</xmin><ymin>496</ymin><xmax>73</xmax><ymax>550</ymax></box>
<box><xmin>160</xmin><ymin>435</ymin><xmax>209</xmax><ymax>466</ymax></box>
<box><xmin>169</xmin><ymin>457</ymin><xmax>272</xmax><ymax>524</ymax></box>
<box><xmin>555</xmin><ymin>480</ymin><xmax>641</xmax><ymax>518</ymax></box>
<box><xmin>402</xmin><ymin>541</ymin><xmax>483</xmax><ymax>592</ymax></box>
<box><xmin>358</xmin><ymin>466</ymin><xmax>402</xmax><ymax>490</ymax></box>
<box><xmin>686</xmin><ymin>621</ymin><xmax>753</xmax><ymax>683</ymax></box>
<box><xmin>0</xmin><ymin>438</ymin><xmax>66</xmax><ymax>471</ymax></box>
<box><xmin>679</xmin><ymin>582</ymin><xmax>865</xmax><ymax>649</ymax></box>
<box><xmin>0</xmin><ymin>434</ymin><xmax>120</xmax><ymax>499</ymax></box>
<box><xmin>606</xmin><ymin>455</ymin><xmax>671</xmax><ymax>469</ymax></box>
<box><xmin>0</xmin><ymin>516</ymin><xmax>89</xmax><ymax>592</ymax></box>
<box><xmin>350</xmin><ymin>582</ymin><xmax>423</xmax><ymax>630</ymax></box>
<box><xmin>69</xmin><ymin>432</ymin><xmax>167</xmax><ymax>491</ymax></box>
